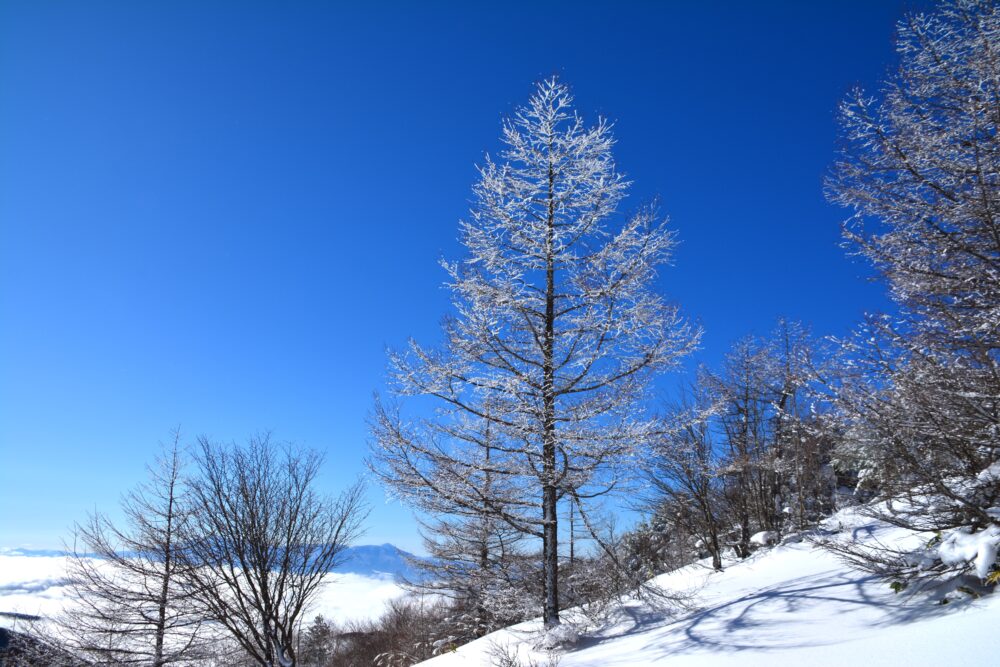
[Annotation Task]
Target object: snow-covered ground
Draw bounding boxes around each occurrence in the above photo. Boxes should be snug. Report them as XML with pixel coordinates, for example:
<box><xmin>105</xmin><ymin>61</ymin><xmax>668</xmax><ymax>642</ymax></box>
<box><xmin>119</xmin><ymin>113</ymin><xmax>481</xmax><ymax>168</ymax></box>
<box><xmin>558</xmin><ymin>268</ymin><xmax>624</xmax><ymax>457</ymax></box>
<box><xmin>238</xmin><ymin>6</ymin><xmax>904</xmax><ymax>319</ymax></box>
<box><xmin>0</xmin><ymin>551</ymin><xmax>406</xmax><ymax>629</ymax></box>
<box><xmin>419</xmin><ymin>507</ymin><xmax>1000</xmax><ymax>666</ymax></box>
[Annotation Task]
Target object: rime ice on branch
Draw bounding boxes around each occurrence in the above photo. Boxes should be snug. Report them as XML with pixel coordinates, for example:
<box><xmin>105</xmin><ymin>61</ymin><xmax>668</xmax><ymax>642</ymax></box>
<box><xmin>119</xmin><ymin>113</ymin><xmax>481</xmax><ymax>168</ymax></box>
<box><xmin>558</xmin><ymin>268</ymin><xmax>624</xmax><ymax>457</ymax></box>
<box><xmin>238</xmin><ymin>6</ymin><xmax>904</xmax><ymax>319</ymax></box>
<box><xmin>824</xmin><ymin>0</ymin><xmax>1000</xmax><ymax>584</ymax></box>
<box><xmin>369</xmin><ymin>78</ymin><xmax>698</xmax><ymax>629</ymax></box>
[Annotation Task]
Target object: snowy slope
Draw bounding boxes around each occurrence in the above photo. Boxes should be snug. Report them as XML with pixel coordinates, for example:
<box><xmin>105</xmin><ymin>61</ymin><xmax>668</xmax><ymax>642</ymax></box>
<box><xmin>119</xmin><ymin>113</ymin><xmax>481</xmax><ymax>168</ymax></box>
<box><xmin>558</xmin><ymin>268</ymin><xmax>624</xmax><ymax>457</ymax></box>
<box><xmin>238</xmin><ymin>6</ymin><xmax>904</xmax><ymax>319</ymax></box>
<box><xmin>419</xmin><ymin>508</ymin><xmax>1000</xmax><ymax>667</ymax></box>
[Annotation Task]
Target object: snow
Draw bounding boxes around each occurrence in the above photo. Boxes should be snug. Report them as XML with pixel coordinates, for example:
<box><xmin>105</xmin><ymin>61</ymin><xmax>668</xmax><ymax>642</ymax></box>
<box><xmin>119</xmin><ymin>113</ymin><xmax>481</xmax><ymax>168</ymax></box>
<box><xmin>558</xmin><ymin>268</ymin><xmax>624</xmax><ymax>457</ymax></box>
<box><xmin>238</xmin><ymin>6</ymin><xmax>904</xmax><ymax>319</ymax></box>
<box><xmin>0</xmin><ymin>552</ymin><xmax>406</xmax><ymax>629</ymax></box>
<box><xmin>417</xmin><ymin>507</ymin><xmax>1000</xmax><ymax>667</ymax></box>
<box><xmin>535</xmin><ymin>623</ymin><xmax>579</xmax><ymax>651</ymax></box>
<box><xmin>977</xmin><ymin>462</ymin><xmax>1000</xmax><ymax>484</ymax></box>
<box><xmin>6</xmin><ymin>510</ymin><xmax>1000</xmax><ymax>667</ymax></box>
<box><xmin>749</xmin><ymin>530</ymin><xmax>778</xmax><ymax>547</ymax></box>
<box><xmin>937</xmin><ymin>526</ymin><xmax>1000</xmax><ymax>579</ymax></box>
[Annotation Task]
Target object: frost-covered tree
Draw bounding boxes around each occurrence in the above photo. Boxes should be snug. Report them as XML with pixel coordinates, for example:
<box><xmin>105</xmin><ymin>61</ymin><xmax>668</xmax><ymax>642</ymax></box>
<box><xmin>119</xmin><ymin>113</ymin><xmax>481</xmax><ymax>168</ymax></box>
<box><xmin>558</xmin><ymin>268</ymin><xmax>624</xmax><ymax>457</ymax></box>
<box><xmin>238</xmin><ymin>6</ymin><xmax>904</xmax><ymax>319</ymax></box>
<box><xmin>400</xmin><ymin>410</ymin><xmax>533</xmax><ymax>643</ymax></box>
<box><xmin>297</xmin><ymin>615</ymin><xmax>336</xmax><ymax>667</ymax></box>
<box><xmin>411</xmin><ymin>515</ymin><xmax>531</xmax><ymax>645</ymax></box>
<box><xmin>825</xmin><ymin>0</ymin><xmax>1000</xmax><ymax>583</ymax></box>
<box><xmin>60</xmin><ymin>432</ymin><xmax>207</xmax><ymax>666</ymax></box>
<box><xmin>370</xmin><ymin>78</ymin><xmax>698</xmax><ymax>628</ymax></box>
<box><xmin>706</xmin><ymin>338</ymin><xmax>781</xmax><ymax>557</ymax></box>
<box><xmin>769</xmin><ymin>321</ymin><xmax>837</xmax><ymax>533</ymax></box>
<box><xmin>646</xmin><ymin>322</ymin><xmax>832</xmax><ymax>569</ymax></box>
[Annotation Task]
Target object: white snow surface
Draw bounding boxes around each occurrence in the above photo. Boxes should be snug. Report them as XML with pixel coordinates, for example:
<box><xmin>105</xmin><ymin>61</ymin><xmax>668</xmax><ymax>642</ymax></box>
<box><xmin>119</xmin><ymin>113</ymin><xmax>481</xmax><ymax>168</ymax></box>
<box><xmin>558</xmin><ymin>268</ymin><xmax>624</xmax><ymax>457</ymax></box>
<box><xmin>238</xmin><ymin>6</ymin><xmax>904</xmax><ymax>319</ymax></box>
<box><xmin>419</xmin><ymin>507</ymin><xmax>1000</xmax><ymax>667</ymax></box>
<box><xmin>977</xmin><ymin>462</ymin><xmax>1000</xmax><ymax>483</ymax></box>
<box><xmin>937</xmin><ymin>525</ymin><xmax>1000</xmax><ymax>579</ymax></box>
<box><xmin>749</xmin><ymin>530</ymin><xmax>778</xmax><ymax>546</ymax></box>
<box><xmin>0</xmin><ymin>552</ymin><xmax>405</xmax><ymax>628</ymax></box>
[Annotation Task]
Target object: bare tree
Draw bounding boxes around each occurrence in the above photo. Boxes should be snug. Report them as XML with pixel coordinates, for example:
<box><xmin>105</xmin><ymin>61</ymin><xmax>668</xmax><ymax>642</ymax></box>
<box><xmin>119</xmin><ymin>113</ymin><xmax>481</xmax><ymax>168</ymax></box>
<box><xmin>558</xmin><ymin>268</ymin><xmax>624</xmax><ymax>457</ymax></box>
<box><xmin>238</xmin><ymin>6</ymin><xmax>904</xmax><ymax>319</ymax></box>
<box><xmin>181</xmin><ymin>434</ymin><xmax>367</xmax><ymax>667</ymax></box>
<box><xmin>645</xmin><ymin>322</ymin><xmax>833</xmax><ymax>573</ymax></box>
<box><xmin>704</xmin><ymin>338</ymin><xmax>782</xmax><ymax>557</ymax></box>
<box><xmin>824</xmin><ymin>0</ymin><xmax>1000</xmax><ymax>584</ymax></box>
<box><xmin>60</xmin><ymin>431</ymin><xmax>206</xmax><ymax>666</ymax></box>
<box><xmin>647</xmin><ymin>390</ymin><xmax>726</xmax><ymax>571</ymax></box>
<box><xmin>370</xmin><ymin>78</ymin><xmax>698</xmax><ymax>629</ymax></box>
<box><xmin>409</xmin><ymin>511</ymin><xmax>531</xmax><ymax>642</ymax></box>
<box><xmin>769</xmin><ymin>321</ymin><xmax>835</xmax><ymax>533</ymax></box>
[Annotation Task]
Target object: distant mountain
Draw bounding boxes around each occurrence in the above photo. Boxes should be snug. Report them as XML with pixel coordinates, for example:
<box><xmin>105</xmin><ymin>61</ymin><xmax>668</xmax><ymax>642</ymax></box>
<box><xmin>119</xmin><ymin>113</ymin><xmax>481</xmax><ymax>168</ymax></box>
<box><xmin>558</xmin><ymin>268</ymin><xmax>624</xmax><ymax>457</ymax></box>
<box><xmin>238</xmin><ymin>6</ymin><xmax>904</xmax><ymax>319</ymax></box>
<box><xmin>334</xmin><ymin>544</ymin><xmax>420</xmax><ymax>580</ymax></box>
<box><xmin>1</xmin><ymin>544</ymin><xmax>422</xmax><ymax>581</ymax></box>
<box><xmin>0</xmin><ymin>547</ymin><xmax>74</xmax><ymax>558</ymax></box>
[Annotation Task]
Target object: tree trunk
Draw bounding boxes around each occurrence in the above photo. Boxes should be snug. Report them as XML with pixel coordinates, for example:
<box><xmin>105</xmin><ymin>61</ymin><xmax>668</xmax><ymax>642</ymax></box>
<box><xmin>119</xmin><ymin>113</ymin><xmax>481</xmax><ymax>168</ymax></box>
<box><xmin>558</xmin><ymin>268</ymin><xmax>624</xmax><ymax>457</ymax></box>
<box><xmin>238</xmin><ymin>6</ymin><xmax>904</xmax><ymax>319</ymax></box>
<box><xmin>735</xmin><ymin>509</ymin><xmax>749</xmax><ymax>559</ymax></box>
<box><xmin>541</xmin><ymin>156</ymin><xmax>560</xmax><ymax>629</ymax></box>
<box><xmin>710</xmin><ymin>533</ymin><xmax>723</xmax><ymax>571</ymax></box>
<box><xmin>152</xmin><ymin>487</ymin><xmax>173</xmax><ymax>667</ymax></box>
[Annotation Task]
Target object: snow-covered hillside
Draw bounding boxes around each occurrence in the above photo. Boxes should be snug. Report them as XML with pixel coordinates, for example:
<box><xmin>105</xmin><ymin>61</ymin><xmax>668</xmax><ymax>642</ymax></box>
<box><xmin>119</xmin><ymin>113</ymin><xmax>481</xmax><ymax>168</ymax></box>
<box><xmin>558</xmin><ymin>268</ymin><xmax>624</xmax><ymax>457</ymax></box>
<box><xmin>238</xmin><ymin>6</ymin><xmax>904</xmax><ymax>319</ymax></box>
<box><xmin>0</xmin><ymin>546</ymin><xmax>410</xmax><ymax>628</ymax></box>
<box><xmin>419</xmin><ymin>507</ymin><xmax>1000</xmax><ymax>667</ymax></box>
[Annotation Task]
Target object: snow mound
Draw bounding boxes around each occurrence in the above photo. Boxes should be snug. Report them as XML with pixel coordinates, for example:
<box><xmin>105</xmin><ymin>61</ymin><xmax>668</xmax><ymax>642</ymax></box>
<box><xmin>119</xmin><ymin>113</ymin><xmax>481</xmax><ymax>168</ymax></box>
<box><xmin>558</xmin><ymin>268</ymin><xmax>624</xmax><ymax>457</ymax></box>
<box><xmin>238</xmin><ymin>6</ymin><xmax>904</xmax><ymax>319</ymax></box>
<box><xmin>977</xmin><ymin>462</ymin><xmax>1000</xmax><ymax>484</ymax></box>
<box><xmin>417</xmin><ymin>507</ymin><xmax>1000</xmax><ymax>667</ymax></box>
<box><xmin>535</xmin><ymin>623</ymin><xmax>579</xmax><ymax>651</ymax></box>
<box><xmin>937</xmin><ymin>526</ymin><xmax>1000</xmax><ymax>579</ymax></box>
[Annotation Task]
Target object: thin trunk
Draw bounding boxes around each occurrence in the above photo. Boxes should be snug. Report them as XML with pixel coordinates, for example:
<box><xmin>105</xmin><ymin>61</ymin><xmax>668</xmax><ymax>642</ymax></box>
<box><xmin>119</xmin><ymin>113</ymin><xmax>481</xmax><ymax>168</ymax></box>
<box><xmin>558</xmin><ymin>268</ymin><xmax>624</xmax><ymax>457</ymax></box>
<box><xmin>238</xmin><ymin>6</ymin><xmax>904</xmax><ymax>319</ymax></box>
<box><xmin>738</xmin><ymin>388</ymin><xmax>753</xmax><ymax>558</ymax></box>
<box><xmin>569</xmin><ymin>502</ymin><xmax>575</xmax><ymax>566</ymax></box>
<box><xmin>541</xmin><ymin>154</ymin><xmax>560</xmax><ymax>629</ymax></box>
<box><xmin>476</xmin><ymin>437</ymin><xmax>492</xmax><ymax>638</ymax></box>
<box><xmin>737</xmin><ymin>507</ymin><xmax>751</xmax><ymax>559</ymax></box>
<box><xmin>796</xmin><ymin>436</ymin><xmax>806</xmax><ymax>530</ymax></box>
<box><xmin>153</xmin><ymin>462</ymin><xmax>177</xmax><ymax>667</ymax></box>
<box><xmin>709</xmin><ymin>531</ymin><xmax>722</xmax><ymax>571</ymax></box>
<box><xmin>699</xmin><ymin>492</ymin><xmax>723</xmax><ymax>571</ymax></box>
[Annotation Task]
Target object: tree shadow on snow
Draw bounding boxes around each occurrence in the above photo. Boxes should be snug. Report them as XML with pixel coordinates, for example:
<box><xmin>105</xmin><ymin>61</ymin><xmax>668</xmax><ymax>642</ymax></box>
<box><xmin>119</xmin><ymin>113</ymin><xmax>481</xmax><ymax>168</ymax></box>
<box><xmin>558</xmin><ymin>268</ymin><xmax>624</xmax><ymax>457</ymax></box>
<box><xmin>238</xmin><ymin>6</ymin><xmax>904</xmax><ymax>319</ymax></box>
<box><xmin>569</xmin><ymin>562</ymin><xmax>981</xmax><ymax>662</ymax></box>
<box><xmin>653</xmin><ymin>569</ymin><xmax>976</xmax><ymax>658</ymax></box>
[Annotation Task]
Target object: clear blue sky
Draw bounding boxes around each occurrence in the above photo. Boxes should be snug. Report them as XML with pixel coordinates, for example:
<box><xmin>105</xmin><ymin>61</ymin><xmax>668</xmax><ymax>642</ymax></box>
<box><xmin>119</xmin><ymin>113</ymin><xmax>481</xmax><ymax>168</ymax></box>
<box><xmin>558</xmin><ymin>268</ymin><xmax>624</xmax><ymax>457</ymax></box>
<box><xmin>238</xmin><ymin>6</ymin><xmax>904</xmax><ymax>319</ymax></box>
<box><xmin>0</xmin><ymin>1</ymin><xmax>928</xmax><ymax>553</ymax></box>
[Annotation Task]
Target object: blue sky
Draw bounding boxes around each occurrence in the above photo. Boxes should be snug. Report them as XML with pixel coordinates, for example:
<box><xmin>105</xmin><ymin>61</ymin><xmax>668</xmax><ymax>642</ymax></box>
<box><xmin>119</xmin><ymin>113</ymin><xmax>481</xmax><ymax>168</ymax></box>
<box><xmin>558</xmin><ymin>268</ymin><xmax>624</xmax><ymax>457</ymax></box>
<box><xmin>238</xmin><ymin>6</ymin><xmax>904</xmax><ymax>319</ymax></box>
<box><xmin>1</xmin><ymin>1</ymin><xmax>928</xmax><ymax>553</ymax></box>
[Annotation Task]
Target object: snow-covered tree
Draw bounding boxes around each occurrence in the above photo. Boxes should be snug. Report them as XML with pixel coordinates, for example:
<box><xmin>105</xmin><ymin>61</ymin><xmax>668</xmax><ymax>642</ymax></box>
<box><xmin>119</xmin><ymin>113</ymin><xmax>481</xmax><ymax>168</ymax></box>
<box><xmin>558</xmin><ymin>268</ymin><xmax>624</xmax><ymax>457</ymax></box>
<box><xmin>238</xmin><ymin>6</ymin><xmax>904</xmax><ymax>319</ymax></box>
<box><xmin>707</xmin><ymin>337</ymin><xmax>783</xmax><ymax>557</ymax></box>
<box><xmin>388</xmin><ymin>407</ymin><xmax>534</xmax><ymax>642</ymax></box>
<box><xmin>369</xmin><ymin>78</ymin><xmax>698</xmax><ymax>628</ymax></box>
<box><xmin>770</xmin><ymin>321</ymin><xmax>838</xmax><ymax>533</ymax></box>
<box><xmin>825</xmin><ymin>0</ymin><xmax>1000</xmax><ymax>583</ymax></box>
<box><xmin>646</xmin><ymin>321</ymin><xmax>833</xmax><ymax>570</ymax></box>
